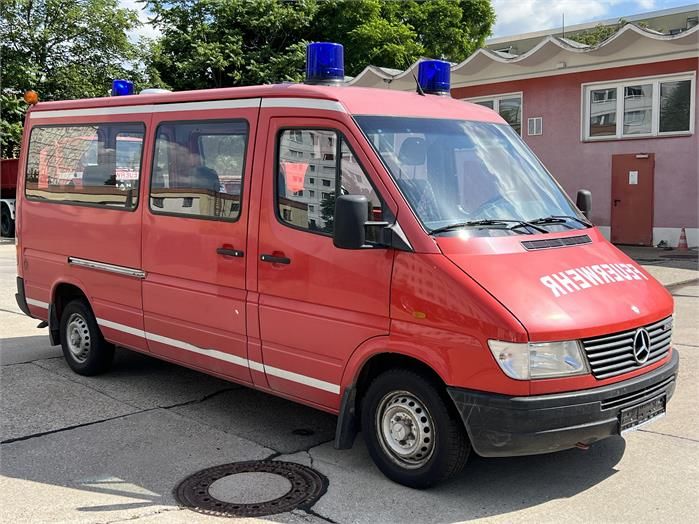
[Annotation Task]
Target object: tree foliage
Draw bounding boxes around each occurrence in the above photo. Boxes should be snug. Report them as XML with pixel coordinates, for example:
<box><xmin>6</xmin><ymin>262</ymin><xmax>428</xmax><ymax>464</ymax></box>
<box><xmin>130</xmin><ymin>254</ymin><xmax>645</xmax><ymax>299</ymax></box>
<box><xmin>0</xmin><ymin>0</ymin><xmax>144</xmax><ymax>157</ymax></box>
<box><xmin>146</xmin><ymin>0</ymin><xmax>495</xmax><ymax>90</ymax></box>
<box><xmin>570</xmin><ymin>19</ymin><xmax>646</xmax><ymax>46</ymax></box>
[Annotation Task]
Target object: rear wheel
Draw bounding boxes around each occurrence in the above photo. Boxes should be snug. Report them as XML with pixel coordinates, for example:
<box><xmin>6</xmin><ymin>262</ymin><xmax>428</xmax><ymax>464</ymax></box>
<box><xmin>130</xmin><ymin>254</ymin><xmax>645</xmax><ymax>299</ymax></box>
<box><xmin>60</xmin><ymin>299</ymin><xmax>114</xmax><ymax>375</ymax></box>
<box><xmin>1</xmin><ymin>204</ymin><xmax>14</xmax><ymax>237</ymax></box>
<box><xmin>361</xmin><ymin>369</ymin><xmax>470</xmax><ymax>488</ymax></box>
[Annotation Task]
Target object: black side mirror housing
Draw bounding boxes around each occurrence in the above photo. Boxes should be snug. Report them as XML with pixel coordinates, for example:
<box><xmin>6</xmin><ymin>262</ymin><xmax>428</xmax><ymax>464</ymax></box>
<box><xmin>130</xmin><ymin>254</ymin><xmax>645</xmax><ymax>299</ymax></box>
<box><xmin>334</xmin><ymin>195</ymin><xmax>368</xmax><ymax>249</ymax></box>
<box><xmin>576</xmin><ymin>189</ymin><xmax>592</xmax><ymax>218</ymax></box>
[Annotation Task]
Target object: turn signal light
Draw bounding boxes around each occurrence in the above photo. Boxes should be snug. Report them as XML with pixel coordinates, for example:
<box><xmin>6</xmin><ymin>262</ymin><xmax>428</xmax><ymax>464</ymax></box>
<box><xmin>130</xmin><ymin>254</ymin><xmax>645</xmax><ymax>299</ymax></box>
<box><xmin>23</xmin><ymin>90</ymin><xmax>39</xmax><ymax>105</ymax></box>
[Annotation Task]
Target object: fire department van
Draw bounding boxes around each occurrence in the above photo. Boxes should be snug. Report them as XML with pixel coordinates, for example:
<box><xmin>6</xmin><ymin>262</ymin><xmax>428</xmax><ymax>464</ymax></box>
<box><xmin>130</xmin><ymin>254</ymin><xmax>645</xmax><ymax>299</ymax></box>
<box><xmin>14</xmin><ymin>43</ymin><xmax>678</xmax><ymax>488</ymax></box>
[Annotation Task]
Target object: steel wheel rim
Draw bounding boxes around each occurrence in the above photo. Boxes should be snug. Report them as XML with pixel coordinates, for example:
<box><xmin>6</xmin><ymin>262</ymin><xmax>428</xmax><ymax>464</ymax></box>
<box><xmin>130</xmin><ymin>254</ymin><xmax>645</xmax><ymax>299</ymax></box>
<box><xmin>66</xmin><ymin>313</ymin><xmax>91</xmax><ymax>363</ymax></box>
<box><xmin>375</xmin><ymin>390</ymin><xmax>435</xmax><ymax>469</ymax></box>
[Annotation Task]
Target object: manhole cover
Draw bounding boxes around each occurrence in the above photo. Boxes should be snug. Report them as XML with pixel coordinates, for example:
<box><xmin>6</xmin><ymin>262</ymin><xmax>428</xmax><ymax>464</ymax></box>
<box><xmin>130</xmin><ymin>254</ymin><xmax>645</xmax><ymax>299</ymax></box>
<box><xmin>174</xmin><ymin>460</ymin><xmax>328</xmax><ymax>518</ymax></box>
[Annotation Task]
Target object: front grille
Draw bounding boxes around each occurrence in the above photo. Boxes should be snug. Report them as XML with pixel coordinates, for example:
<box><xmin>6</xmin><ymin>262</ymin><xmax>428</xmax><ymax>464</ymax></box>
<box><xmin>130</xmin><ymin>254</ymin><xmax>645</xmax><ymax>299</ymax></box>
<box><xmin>601</xmin><ymin>376</ymin><xmax>675</xmax><ymax>410</ymax></box>
<box><xmin>521</xmin><ymin>234</ymin><xmax>591</xmax><ymax>251</ymax></box>
<box><xmin>582</xmin><ymin>316</ymin><xmax>673</xmax><ymax>380</ymax></box>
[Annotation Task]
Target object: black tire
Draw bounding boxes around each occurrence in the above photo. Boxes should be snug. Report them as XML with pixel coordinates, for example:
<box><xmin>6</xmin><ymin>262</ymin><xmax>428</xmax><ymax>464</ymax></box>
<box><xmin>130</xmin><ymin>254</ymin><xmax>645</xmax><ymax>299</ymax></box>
<box><xmin>60</xmin><ymin>299</ymin><xmax>114</xmax><ymax>375</ymax></box>
<box><xmin>1</xmin><ymin>204</ymin><xmax>14</xmax><ymax>237</ymax></box>
<box><xmin>361</xmin><ymin>369</ymin><xmax>470</xmax><ymax>489</ymax></box>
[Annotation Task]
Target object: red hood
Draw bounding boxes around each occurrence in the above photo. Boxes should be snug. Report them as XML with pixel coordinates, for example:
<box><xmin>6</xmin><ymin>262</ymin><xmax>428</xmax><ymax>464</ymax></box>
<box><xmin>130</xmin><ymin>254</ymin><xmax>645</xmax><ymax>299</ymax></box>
<box><xmin>436</xmin><ymin>228</ymin><xmax>674</xmax><ymax>341</ymax></box>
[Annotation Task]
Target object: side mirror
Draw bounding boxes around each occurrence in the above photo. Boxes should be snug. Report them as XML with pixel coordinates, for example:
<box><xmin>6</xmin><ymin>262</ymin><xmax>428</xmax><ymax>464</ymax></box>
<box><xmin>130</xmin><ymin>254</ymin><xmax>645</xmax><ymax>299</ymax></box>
<box><xmin>576</xmin><ymin>189</ymin><xmax>592</xmax><ymax>218</ymax></box>
<box><xmin>334</xmin><ymin>195</ymin><xmax>368</xmax><ymax>249</ymax></box>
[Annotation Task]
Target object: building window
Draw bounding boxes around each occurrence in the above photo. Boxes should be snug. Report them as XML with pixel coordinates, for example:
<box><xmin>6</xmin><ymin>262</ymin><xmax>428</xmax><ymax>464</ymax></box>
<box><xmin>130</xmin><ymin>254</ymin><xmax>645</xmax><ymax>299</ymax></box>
<box><xmin>527</xmin><ymin>117</ymin><xmax>543</xmax><ymax>136</ymax></box>
<box><xmin>583</xmin><ymin>73</ymin><xmax>695</xmax><ymax>140</ymax></box>
<box><xmin>466</xmin><ymin>93</ymin><xmax>522</xmax><ymax>135</ymax></box>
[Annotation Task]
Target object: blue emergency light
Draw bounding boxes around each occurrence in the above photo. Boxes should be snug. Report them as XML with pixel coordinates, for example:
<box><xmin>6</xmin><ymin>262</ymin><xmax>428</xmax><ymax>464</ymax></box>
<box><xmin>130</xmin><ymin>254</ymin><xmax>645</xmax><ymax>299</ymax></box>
<box><xmin>305</xmin><ymin>42</ymin><xmax>345</xmax><ymax>85</ymax></box>
<box><xmin>112</xmin><ymin>79</ymin><xmax>134</xmax><ymax>96</ymax></box>
<box><xmin>417</xmin><ymin>60</ymin><xmax>451</xmax><ymax>95</ymax></box>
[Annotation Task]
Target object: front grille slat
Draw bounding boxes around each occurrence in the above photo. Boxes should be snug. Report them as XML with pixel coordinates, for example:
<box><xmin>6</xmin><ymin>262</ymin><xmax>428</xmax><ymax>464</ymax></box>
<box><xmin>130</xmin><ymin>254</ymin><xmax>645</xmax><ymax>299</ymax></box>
<box><xmin>585</xmin><ymin>337</ymin><xmax>634</xmax><ymax>352</ymax></box>
<box><xmin>582</xmin><ymin>316</ymin><xmax>673</xmax><ymax>379</ymax></box>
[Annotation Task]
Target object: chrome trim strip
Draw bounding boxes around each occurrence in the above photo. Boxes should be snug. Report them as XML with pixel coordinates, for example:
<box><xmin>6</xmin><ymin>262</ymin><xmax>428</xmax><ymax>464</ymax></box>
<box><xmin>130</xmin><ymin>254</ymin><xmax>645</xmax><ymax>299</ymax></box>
<box><xmin>30</xmin><ymin>98</ymin><xmax>262</xmax><ymax>120</ymax></box>
<box><xmin>96</xmin><ymin>318</ymin><xmax>340</xmax><ymax>394</ymax></box>
<box><xmin>68</xmin><ymin>257</ymin><xmax>146</xmax><ymax>279</ymax></box>
<box><xmin>26</xmin><ymin>298</ymin><xmax>49</xmax><ymax>309</ymax></box>
<box><xmin>261</xmin><ymin>98</ymin><xmax>347</xmax><ymax>113</ymax></box>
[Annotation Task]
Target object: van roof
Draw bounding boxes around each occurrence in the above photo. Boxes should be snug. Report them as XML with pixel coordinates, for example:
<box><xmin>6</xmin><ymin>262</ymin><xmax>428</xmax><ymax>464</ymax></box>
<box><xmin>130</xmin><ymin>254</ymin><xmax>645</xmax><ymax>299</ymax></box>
<box><xmin>28</xmin><ymin>83</ymin><xmax>503</xmax><ymax>123</ymax></box>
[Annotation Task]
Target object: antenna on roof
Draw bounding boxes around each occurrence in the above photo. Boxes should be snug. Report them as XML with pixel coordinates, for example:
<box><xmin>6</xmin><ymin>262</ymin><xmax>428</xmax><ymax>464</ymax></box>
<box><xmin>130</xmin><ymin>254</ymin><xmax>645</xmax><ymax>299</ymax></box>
<box><xmin>412</xmin><ymin>67</ymin><xmax>426</xmax><ymax>96</ymax></box>
<box><xmin>562</xmin><ymin>13</ymin><xmax>565</xmax><ymax>39</ymax></box>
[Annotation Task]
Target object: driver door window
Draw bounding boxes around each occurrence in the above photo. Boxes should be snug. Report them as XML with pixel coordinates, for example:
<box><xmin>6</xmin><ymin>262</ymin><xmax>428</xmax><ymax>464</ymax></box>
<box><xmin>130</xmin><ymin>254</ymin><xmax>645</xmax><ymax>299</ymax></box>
<box><xmin>277</xmin><ymin>129</ymin><xmax>388</xmax><ymax>240</ymax></box>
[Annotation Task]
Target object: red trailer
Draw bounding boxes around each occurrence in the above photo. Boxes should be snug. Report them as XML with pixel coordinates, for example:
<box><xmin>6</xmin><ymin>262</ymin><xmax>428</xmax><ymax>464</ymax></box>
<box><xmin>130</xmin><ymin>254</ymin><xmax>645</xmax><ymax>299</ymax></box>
<box><xmin>1</xmin><ymin>158</ymin><xmax>19</xmax><ymax>236</ymax></box>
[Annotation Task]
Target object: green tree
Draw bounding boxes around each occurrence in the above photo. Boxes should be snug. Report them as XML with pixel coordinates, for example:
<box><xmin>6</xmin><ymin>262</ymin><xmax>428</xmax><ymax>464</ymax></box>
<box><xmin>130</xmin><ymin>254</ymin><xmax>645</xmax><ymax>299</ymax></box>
<box><xmin>146</xmin><ymin>0</ymin><xmax>319</xmax><ymax>90</ymax></box>
<box><xmin>146</xmin><ymin>0</ymin><xmax>495</xmax><ymax>89</ymax></box>
<box><xmin>0</xmin><ymin>0</ymin><xmax>144</xmax><ymax>157</ymax></box>
<box><xmin>570</xmin><ymin>19</ymin><xmax>646</xmax><ymax>46</ymax></box>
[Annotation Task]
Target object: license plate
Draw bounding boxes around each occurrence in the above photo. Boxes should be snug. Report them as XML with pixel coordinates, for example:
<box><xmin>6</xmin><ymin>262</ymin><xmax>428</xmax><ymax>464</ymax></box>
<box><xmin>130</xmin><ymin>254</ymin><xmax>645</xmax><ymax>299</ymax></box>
<box><xmin>620</xmin><ymin>395</ymin><xmax>666</xmax><ymax>434</ymax></box>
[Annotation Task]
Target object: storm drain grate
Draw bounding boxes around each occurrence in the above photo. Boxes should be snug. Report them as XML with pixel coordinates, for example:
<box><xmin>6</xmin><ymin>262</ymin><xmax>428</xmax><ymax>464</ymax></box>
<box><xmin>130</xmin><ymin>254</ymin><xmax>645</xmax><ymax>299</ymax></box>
<box><xmin>174</xmin><ymin>460</ymin><xmax>328</xmax><ymax>518</ymax></box>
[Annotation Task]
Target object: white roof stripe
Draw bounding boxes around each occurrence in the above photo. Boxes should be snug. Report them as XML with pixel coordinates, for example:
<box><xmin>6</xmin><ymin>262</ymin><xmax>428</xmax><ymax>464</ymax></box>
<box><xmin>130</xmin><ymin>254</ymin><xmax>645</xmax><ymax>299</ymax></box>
<box><xmin>261</xmin><ymin>97</ymin><xmax>346</xmax><ymax>112</ymax></box>
<box><xmin>30</xmin><ymin>96</ymin><xmax>347</xmax><ymax>120</ymax></box>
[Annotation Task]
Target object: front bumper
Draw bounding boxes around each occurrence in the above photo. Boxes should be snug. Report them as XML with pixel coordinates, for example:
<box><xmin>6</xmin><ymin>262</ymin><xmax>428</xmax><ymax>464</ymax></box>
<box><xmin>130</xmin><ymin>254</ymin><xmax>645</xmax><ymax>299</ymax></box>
<box><xmin>447</xmin><ymin>349</ymin><xmax>679</xmax><ymax>457</ymax></box>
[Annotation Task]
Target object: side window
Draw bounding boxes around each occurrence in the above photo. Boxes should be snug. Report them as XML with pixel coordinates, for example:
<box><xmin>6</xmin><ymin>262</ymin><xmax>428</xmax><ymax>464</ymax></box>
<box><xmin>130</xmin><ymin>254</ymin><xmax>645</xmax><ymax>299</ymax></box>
<box><xmin>25</xmin><ymin>123</ymin><xmax>144</xmax><ymax>209</ymax></box>
<box><xmin>277</xmin><ymin>129</ymin><xmax>387</xmax><ymax>238</ymax></box>
<box><xmin>150</xmin><ymin>120</ymin><xmax>247</xmax><ymax>220</ymax></box>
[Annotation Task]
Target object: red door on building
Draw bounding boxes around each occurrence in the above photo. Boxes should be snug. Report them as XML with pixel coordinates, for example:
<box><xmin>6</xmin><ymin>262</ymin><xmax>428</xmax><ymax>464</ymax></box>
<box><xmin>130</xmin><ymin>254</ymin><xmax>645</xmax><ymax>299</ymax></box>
<box><xmin>611</xmin><ymin>153</ymin><xmax>654</xmax><ymax>246</ymax></box>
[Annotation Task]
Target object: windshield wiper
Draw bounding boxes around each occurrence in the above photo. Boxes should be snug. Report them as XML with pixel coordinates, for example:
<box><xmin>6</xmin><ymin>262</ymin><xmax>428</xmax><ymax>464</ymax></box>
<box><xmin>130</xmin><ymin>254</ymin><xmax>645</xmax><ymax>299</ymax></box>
<box><xmin>430</xmin><ymin>219</ymin><xmax>548</xmax><ymax>235</ymax></box>
<box><xmin>530</xmin><ymin>215</ymin><xmax>592</xmax><ymax>228</ymax></box>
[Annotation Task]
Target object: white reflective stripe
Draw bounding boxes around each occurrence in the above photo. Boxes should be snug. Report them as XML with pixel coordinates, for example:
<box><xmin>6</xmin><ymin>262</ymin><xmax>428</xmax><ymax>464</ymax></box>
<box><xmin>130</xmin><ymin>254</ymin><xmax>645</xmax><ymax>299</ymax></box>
<box><xmin>145</xmin><ymin>332</ymin><xmax>252</xmax><ymax>369</ymax></box>
<box><xmin>26</xmin><ymin>298</ymin><xmax>49</xmax><ymax>309</ymax></box>
<box><xmin>261</xmin><ymin>98</ymin><xmax>346</xmax><ymax>113</ymax></box>
<box><xmin>96</xmin><ymin>318</ymin><xmax>146</xmax><ymax>338</ymax></box>
<box><xmin>95</xmin><ymin>317</ymin><xmax>339</xmax><ymax>394</ymax></box>
<box><xmin>248</xmin><ymin>360</ymin><xmax>265</xmax><ymax>373</ymax></box>
<box><xmin>30</xmin><ymin>98</ymin><xmax>261</xmax><ymax>120</ymax></box>
<box><xmin>263</xmin><ymin>364</ymin><xmax>341</xmax><ymax>395</ymax></box>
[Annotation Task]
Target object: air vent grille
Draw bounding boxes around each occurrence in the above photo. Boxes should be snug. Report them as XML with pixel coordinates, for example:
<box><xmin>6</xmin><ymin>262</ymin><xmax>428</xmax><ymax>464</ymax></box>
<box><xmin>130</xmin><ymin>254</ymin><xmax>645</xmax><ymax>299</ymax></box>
<box><xmin>521</xmin><ymin>234</ymin><xmax>591</xmax><ymax>251</ymax></box>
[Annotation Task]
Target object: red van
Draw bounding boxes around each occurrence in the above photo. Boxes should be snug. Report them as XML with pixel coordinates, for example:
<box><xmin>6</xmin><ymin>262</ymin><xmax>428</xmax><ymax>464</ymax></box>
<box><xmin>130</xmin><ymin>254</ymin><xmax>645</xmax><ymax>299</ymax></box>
<box><xmin>14</xmin><ymin>46</ymin><xmax>677</xmax><ymax>488</ymax></box>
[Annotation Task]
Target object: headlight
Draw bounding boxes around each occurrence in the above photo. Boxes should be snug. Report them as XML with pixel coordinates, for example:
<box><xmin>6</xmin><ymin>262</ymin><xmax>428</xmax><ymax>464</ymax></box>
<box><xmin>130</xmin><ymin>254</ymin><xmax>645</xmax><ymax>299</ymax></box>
<box><xmin>488</xmin><ymin>340</ymin><xmax>588</xmax><ymax>380</ymax></box>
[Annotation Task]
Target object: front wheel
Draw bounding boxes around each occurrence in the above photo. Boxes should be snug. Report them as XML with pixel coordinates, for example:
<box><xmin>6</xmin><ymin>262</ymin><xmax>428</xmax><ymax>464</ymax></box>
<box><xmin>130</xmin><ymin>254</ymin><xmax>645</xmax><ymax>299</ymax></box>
<box><xmin>1</xmin><ymin>204</ymin><xmax>14</xmax><ymax>237</ymax></box>
<box><xmin>361</xmin><ymin>369</ymin><xmax>471</xmax><ymax>488</ymax></box>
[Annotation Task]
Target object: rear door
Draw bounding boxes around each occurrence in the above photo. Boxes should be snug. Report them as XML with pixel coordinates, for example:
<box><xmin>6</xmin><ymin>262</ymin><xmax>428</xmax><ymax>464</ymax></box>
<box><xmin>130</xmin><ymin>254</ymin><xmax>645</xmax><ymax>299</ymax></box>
<box><xmin>256</xmin><ymin>116</ymin><xmax>395</xmax><ymax>409</ymax></box>
<box><xmin>141</xmin><ymin>100</ymin><xmax>259</xmax><ymax>382</ymax></box>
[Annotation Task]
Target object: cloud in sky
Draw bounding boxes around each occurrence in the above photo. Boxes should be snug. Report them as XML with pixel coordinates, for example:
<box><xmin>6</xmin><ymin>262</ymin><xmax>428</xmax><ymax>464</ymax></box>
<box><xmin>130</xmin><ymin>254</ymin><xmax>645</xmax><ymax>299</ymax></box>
<box><xmin>490</xmin><ymin>0</ymin><xmax>665</xmax><ymax>38</ymax></box>
<box><xmin>120</xmin><ymin>0</ymin><xmax>160</xmax><ymax>42</ymax></box>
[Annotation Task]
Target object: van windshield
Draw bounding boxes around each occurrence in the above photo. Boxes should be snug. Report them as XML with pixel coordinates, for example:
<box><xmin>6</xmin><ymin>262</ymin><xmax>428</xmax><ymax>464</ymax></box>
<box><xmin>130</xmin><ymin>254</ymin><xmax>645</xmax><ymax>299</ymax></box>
<box><xmin>355</xmin><ymin>116</ymin><xmax>588</xmax><ymax>235</ymax></box>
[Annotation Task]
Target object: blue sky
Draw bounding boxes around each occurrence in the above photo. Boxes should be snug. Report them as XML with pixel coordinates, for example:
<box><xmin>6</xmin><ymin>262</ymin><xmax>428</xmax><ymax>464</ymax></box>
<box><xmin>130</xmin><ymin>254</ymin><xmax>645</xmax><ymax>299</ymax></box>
<box><xmin>121</xmin><ymin>1</ymin><xmax>698</xmax><ymax>42</ymax></box>
<box><xmin>491</xmin><ymin>0</ymin><xmax>696</xmax><ymax>37</ymax></box>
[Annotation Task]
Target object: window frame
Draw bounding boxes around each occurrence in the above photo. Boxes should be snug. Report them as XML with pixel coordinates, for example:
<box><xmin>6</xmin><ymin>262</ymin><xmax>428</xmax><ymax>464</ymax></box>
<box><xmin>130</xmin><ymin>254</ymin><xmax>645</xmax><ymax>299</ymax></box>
<box><xmin>581</xmin><ymin>72</ymin><xmax>696</xmax><ymax>141</ymax></box>
<box><xmin>148</xmin><ymin>118</ymin><xmax>250</xmax><ymax>222</ymax></box>
<box><xmin>464</xmin><ymin>92</ymin><xmax>524</xmax><ymax>135</ymax></box>
<box><xmin>274</xmin><ymin>126</ymin><xmax>390</xmax><ymax>242</ymax></box>
<box><xmin>24</xmin><ymin>122</ymin><xmax>146</xmax><ymax>212</ymax></box>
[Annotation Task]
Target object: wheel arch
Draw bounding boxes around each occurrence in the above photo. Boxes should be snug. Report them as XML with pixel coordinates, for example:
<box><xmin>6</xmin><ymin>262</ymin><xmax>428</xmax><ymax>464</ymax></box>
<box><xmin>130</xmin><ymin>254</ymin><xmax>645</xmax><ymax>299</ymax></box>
<box><xmin>335</xmin><ymin>337</ymin><xmax>452</xmax><ymax>450</ymax></box>
<box><xmin>49</xmin><ymin>279</ymin><xmax>91</xmax><ymax>345</ymax></box>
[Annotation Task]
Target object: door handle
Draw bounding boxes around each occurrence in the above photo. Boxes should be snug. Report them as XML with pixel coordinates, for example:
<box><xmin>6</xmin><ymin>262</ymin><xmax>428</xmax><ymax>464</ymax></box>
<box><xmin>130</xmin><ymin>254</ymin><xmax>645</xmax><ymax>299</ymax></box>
<box><xmin>614</xmin><ymin>199</ymin><xmax>621</xmax><ymax>207</ymax></box>
<box><xmin>216</xmin><ymin>247</ymin><xmax>244</xmax><ymax>258</ymax></box>
<box><xmin>260</xmin><ymin>254</ymin><xmax>291</xmax><ymax>265</ymax></box>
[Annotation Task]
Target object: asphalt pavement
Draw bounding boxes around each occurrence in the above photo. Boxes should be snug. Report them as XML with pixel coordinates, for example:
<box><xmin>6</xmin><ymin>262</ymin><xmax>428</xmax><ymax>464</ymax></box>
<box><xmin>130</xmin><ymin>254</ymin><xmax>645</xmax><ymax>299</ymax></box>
<box><xmin>1</xmin><ymin>238</ymin><xmax>697</xmax><ymax>524</ymax></box>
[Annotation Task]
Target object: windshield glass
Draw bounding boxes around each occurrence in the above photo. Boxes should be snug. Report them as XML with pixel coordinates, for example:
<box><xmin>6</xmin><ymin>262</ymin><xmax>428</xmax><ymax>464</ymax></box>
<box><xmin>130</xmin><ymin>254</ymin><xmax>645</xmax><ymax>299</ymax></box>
<box><xmin>355</xmin><ymin>116</ymin><xmax>586</xmax><ymax>234</ymax></box>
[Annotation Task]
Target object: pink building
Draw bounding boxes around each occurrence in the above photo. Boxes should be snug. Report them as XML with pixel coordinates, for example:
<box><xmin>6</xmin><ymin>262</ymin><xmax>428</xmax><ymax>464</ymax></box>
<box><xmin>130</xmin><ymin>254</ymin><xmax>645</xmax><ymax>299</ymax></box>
<box><xmin>350</xmin><ymin>22</ymin><xmax>698</xmax><ymax>247</ymax></box>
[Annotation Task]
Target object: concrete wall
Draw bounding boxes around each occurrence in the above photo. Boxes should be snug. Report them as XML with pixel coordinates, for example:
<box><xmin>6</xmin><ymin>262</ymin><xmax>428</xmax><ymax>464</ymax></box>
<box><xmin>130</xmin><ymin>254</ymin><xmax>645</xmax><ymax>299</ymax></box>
<box><xmin>452</xmin><ymin>58</ymin><xmax>699</xmax><ymax>247</ymax></box>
